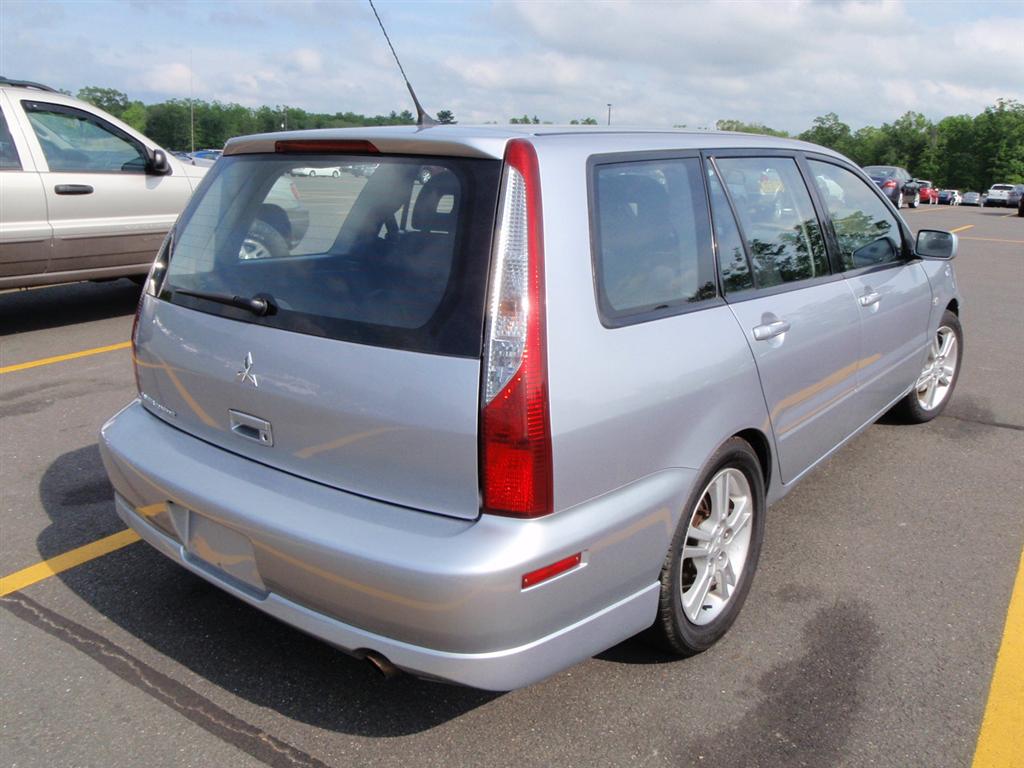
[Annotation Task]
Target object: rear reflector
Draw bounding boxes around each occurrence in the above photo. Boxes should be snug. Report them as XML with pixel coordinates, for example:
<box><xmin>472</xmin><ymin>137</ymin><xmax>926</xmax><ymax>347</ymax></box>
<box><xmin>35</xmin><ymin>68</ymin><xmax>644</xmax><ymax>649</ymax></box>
<box><xmin>274</xmin><ymin>139</ymin><xmax>378</xmax><ymax>154</ymax></box>
<box><xmin>480</xmin><ymin>139</ymin><xmax>553</xmax><ymax>517</ymax></box>
<box><xmin>522</xmin><ymin>553</ymin><xmax>582</xmax><ymax>589</ymax></box>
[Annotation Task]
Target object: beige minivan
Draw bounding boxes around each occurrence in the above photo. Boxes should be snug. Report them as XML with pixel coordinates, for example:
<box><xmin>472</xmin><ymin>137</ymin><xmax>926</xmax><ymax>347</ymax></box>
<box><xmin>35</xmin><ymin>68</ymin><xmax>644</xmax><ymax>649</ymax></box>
<box><xmin>0</xmin><ymin>78</ymin><xmax>206</xmax><ymax>289</ymax></box>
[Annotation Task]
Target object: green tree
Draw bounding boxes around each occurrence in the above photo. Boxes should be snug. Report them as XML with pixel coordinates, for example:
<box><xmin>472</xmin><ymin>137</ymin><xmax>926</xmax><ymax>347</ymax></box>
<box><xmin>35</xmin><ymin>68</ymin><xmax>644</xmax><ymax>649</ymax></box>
<box><xmin>715</xmin><ymin>119</ymin><xmax>789</xmax><ymax>137</ymax></box>
<box><xmin>120</xmin><ymin>101</ymin><xmax>147</xmax><ymax>133</ymax></box>
<box><xmin>570</xmin><ymin>117</ymin><xmax>598</xmax><ymax>125</ymax></box>
<box><xmin>799</xmin><ymin>113</ymin><xmax>852</xmax><ymax>156</ymax></box>
<box><xmin>77</xmin><ymin>86</ymin><xmax>129</xmax><ymax>118</ymax></box>
<box><xmin>436</xmin><ymin>109</ymin><xmax>456</xmax><ymax>124</ymax></box>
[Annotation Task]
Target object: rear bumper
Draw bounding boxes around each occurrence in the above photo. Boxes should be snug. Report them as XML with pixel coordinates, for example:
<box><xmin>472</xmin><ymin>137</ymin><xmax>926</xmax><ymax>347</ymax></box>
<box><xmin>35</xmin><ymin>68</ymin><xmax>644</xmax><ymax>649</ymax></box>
<box><xmin>100</xmin><ymin>401</ymin><xmax>689</xmax><ymax>690</ymax></box>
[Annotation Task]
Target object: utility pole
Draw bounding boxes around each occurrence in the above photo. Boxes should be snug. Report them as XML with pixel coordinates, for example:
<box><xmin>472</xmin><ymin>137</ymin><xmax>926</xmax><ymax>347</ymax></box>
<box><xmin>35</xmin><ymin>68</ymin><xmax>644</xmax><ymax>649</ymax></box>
<box><xmin>189</xmin><ymin>49</ymin><xmax>195</xmax><ymax>153</ymax></box>
<box><xmin>607</xmin><ymin>103</ymin><xmax>612</xmax><ymax>126</ymax></box>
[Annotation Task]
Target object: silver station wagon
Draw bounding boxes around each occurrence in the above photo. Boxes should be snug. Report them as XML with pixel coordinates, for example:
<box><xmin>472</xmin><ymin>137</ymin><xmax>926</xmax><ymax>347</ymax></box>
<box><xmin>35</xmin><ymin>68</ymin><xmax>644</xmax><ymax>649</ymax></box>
<box><xmin>100</xmin><ymin>126</ymin><xmax>963</xmax><ymax>690</ymax></box>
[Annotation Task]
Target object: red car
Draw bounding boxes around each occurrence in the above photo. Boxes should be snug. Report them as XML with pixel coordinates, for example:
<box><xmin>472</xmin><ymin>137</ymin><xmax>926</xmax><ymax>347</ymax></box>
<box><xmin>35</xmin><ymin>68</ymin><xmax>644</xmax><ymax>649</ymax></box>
<box><xmin>915</xmin><ymin>180</ymin><xmax>939</xmax><ymax>204</ymax></box>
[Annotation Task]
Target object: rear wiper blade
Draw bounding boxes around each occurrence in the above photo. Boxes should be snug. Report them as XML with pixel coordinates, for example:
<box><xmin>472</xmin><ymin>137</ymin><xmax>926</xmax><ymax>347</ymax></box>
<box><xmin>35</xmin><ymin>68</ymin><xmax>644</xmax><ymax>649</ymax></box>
<box><xmin>173</xmin><ymin>288</ymin><xmax>275</xmax><ymax>316</ymax></box>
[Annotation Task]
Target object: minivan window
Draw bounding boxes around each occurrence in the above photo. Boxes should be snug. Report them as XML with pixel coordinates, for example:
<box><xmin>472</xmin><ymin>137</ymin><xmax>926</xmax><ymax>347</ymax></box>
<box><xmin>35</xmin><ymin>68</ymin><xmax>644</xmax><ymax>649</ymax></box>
<box><xmin>714</xmin><ymin>156</ymin><xmax>830</xmax><ymax>287</ymax></box>
<box><xmin>592</xmin><ymin>157</ymin><xmax>716</xmax><ymax>322</ymax></box>
<box><xmin>161</xmin><ymin>154</ymin><xmax>501</xmax><ymax>357</ymax></box>
<box><xmin>706</xmin><ymin>163</ymin><xmax>753</xmax><ymax>293</ymax></box>
<box><xmin>23</xmin><ymin>101</ymin><xmax>147</xmax><ymax>173</ymax></box>
<box><xmin>0</xmin><ymin>110</ymin><xmax>21</xmax><ymax>170</ymax></box>
<box><xmin>808</xmin><ymin>159</ymin><xmax>902</xmax><ymax>269</ymax></box>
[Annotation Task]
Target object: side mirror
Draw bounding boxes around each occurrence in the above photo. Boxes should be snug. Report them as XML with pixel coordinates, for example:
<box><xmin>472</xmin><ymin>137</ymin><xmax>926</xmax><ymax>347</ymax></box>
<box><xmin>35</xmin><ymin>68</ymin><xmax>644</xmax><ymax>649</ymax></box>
<box><xmin>148</xmin><ymin>148</ymin><xmax>171</xmax><ymax>175</ymax></box>
<box><xmin>916</xmin><ymin>229</ymin><xmax>958</xmax><ymax>260</ymax></box>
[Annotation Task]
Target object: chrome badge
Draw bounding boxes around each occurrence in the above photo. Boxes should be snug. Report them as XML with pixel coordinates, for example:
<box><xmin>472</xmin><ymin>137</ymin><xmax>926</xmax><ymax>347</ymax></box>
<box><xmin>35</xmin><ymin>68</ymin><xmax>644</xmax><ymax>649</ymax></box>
<box><xmin>237</xmin><ymin>352</ymin><xmax>259</xmax><ymax>387</ymax></box>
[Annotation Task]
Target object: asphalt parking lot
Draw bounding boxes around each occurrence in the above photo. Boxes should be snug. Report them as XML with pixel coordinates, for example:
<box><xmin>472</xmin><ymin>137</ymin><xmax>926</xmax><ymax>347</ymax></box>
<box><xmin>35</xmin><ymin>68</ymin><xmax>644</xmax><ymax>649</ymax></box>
<box><xmin>1</xmin><ymin>202</ymin><xmax>1021</xmax><ymax>767</ymax></box>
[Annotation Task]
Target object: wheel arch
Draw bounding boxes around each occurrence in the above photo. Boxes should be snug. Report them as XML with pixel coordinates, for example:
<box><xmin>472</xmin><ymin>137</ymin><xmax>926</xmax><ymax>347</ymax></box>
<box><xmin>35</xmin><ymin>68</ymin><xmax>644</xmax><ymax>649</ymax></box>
<box><xmin>732</xmin><ymin>428</ymin><xmax>772</xmax><ymax>493</ymax></box>
<box><xmin>946</xmin><ymin>298</ymin><xmax>959</xmax><ymax>316</ymax></box>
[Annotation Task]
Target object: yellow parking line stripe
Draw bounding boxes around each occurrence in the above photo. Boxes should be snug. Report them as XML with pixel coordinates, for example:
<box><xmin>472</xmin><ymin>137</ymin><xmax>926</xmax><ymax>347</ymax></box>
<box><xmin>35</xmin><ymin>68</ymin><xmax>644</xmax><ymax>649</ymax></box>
<box><xmin>0</xmin><ymin>341</ymin><xmax>130</xmax><ymax>375</ymax></box>
<box><xmin>971</xmin><ymin>547</ymin><xmax>1024</xmax><ymax>767</ymax></box>
<box><xmin>951</xmin><ymin>225</ymin><xmax>975</xmax><ymax>233</ymax></box>
<box><xmin>960</xmin><ymin>237</ymin><xmax>1024</xmax><ymax>245</ymax></box>
<box><xmin>0</xmin><ymin>529</ymin><xmax>140</xmax><ymax>597</ymax></box>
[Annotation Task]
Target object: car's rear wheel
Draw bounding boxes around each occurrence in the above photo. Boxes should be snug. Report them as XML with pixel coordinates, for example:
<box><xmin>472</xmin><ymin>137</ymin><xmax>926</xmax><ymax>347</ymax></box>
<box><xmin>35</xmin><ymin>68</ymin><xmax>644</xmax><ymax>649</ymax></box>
<box><xmin>897</xmin><ymin>192</ymin><xmax>904</xmax><ymax>208</ymax></box>
<box><xmin>332</xmin><ymin>169</ymin><xmax>340</xmax><ymax>178</ymax></box>
<box><xmin>309</xmin><ymin>169</ymin><xmax>316</xmax><ymax>177</ymax></box>
<box><xmin>239</xmin><ymin>220</ymin><xmax>289</xmax><ymax>260</ymax></box>
<box><xmin>648</xmin><ymin>438</ymin><xmax>765</xmax><ymax>655</ymax></box>
<box><xmin>910</xmin><ymin>192</ymin><xmax>920</xmax><ymax>208</ymax></box>
<box><xmin>891</xmin><ymin>310</ymin><xmax>962</xmax><ymax>423</ymax></box>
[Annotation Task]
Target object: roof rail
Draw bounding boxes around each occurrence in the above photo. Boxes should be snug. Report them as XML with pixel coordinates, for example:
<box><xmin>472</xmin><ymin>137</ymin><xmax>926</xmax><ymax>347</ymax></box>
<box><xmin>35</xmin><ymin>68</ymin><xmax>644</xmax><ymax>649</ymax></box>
<box><xmin>0</xmin><ymin>77</ymin><xmax>60</xmax><ymax>93</ymax></box>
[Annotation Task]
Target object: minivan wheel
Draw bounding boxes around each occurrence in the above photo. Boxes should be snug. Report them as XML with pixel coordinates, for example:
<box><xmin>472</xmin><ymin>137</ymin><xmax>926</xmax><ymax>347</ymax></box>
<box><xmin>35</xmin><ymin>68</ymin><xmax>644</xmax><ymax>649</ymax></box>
<box><xmin>891</xmin><ymin>309</ymin><xmax>963</xmax><ymax>423</ymax></box>
<box><xmin>648</xmin><ymin>438</ymin><xmax>765</xmax><ymax>656</ymax></box>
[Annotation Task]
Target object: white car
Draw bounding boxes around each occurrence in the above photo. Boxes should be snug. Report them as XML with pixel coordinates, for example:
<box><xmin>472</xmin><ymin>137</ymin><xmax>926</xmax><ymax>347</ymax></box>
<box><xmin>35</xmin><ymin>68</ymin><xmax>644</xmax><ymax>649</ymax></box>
<box><xmin>290</xmin><ymin>166</ymin><xmax>342</xmax><ymax>177</ymax></box>
<box><xmin>984</xmin><ymin>183</ymin><xmax>1014</xmax><ymax>207</ymax></box>
<box><xmin>0</xmin><ymin>77</ymin><xmax>207</xmax><ymax>289</ymax></box>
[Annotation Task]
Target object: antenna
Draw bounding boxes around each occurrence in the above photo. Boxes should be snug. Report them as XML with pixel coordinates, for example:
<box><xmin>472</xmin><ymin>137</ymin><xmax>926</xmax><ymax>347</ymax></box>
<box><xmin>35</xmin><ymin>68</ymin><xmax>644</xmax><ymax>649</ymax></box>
<box><xmin>368</xmin><ymin>0</ymin><xmax>437</xmax><ymax>127</ymax></box>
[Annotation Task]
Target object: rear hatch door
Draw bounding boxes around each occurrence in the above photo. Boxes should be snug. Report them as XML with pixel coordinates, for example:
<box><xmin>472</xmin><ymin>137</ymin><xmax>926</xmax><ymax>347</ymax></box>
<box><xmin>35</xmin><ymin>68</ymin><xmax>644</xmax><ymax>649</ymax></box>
<box><xmin>136</xmin><ymin>149</ymin><xmax>501</xmax><ymax>520</ymax></box>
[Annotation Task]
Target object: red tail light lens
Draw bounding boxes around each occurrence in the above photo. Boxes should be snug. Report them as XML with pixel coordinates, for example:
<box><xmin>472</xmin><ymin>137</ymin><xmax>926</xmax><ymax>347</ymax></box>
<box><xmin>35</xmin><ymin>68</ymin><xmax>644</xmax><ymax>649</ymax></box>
<box><xmin>882</xmin><ymin>180</ymin><xmax>897</xmax><ymax>189</ymax></box>
<box><xmin>480</xmin><ymin>139</ymin><xmax>553</xmax><ymax>517</ymax></box>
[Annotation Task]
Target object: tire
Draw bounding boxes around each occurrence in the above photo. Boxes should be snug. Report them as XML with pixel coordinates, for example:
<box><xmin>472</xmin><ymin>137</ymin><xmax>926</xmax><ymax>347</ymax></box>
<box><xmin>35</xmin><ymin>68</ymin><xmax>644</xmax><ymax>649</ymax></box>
<box><xmin>910</xmin><ymin>192</ymin><xmax>920</xmax><ymax>209</ymax></box>
<box><xmin>332</xmin><ymin>169</ymin><xmax>340</xmax><ymax>178</ymax></box>
<box><xmin>239</xmin><ymin>219</ymin><xmax>289</xmax><ymax>260</ymax></box>
<box><xmin>648</xmin><ymin>437</ymin><xmax>766</xmax><ymax>656</ymax></box>
<box><xmin>309</xmin><ymin>169</ymin><xmax>316</xmax><ymax>177</ymax></box>
<box><xmin>891</xmin><ymin>309</ymin><xmax>963</xmax><ymax>424</ymax></box>
<box><xmin>896</xmin><ymin>192</ymin><xmax>904</xmax><ymax>209</ymax></box>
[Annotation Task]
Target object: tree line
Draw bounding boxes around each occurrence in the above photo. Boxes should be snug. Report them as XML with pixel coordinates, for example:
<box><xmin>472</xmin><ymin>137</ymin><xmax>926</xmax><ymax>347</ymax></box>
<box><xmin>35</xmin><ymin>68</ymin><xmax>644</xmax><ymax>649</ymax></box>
<box><xmin>76</xmin><ymin>86</ymin><xmax>1022</xmax><ymax>192</ymax></box>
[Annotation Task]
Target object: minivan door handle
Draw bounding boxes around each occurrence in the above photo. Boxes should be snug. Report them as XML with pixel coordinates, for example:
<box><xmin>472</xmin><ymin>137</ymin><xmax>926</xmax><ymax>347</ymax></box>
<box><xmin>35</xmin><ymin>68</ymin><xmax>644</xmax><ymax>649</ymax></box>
<box><xmin>54</xmin><ymin>184</ymin><xmax>94</xmax><ymax>195</ymax></box>
<box><xmin>859</xmin><ymin>290</ymin><xmax>881</xmax><ymax>307</ymax></box>
<box><xmin>752</xmin><ymin>319</ymin><xmax>791</xmax><ymax>341</ymax></box>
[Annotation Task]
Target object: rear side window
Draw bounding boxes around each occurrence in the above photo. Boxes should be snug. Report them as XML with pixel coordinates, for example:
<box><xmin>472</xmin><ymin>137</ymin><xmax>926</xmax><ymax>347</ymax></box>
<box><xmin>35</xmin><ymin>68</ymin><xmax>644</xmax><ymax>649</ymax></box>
<box><xmin>0</xmin><ymin>110</ymin><xmax>21</xmax><ymax>170</ymax></box>
<box><xmin>706</xmin><ymin>163</ymin><xmax>753</xmax><ymax>293</ymax></box>
<box><xmin>161</xmin><ymin>154</ymin><xmax>501</xmax><ymax>357</ymax></box>
<box><xmin>714</xmin><ymin>156</ymin><xmax>830</xmax><ymax>287</ymax></box>
<box><xmin>808</xmin><ymin>159</ymin><xmax>902</xmax><ymax>269</ymax></box>
<box><xmin>591</xmin><ymin>157</ymin><xmax>717</xmax><ymax>324</ymax></box>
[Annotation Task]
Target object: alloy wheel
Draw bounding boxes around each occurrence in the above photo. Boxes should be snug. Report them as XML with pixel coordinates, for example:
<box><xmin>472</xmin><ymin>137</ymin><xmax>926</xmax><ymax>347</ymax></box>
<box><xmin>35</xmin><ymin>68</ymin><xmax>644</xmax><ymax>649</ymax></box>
<box><xmin>915</xmin><ymin>325</ymin><xmax>959</xmax><ymax>411</ymax></box>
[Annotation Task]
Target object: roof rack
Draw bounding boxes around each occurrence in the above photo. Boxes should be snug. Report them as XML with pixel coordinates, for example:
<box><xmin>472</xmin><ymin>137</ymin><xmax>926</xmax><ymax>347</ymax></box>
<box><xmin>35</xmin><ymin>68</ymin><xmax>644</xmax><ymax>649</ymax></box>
<box><xmin>0</xmin><ymin>77</ymin><xmax>60</xmax><ymax>93</ymax></box>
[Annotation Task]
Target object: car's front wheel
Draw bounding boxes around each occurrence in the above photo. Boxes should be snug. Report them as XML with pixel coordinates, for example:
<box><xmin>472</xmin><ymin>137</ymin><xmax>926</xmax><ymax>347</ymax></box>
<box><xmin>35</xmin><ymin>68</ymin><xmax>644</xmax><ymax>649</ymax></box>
<box><xmin>648</xmin><ymin>437</ymin><xmax>765</xmax><ymax>655</ymax></box>
<box><xmin>892</xmin><ymin>309</ymin><xmax>963</xmax><ymax>423</ymax></box>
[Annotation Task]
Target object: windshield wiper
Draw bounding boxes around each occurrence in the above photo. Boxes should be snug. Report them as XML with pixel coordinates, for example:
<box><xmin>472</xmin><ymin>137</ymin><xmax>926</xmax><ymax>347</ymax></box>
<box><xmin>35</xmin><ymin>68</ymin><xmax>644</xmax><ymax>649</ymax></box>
<box><xmin>173</xmin><ymin>288</ymin><xmax>276</xmax><ymax>316</ymax></box>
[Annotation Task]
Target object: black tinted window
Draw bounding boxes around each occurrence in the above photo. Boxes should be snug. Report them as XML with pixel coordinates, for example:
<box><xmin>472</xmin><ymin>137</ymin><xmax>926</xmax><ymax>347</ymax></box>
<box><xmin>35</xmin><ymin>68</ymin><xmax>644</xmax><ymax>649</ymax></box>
<box><xmin>592</xmin><ymin>157</ymin><xmax>716</xmax><ymax>322</ymax></box>
<box><xmin>0</xmin><ymin>110</ymin><xmax>20</xmax><ymax>170</ymax></box>
<box><xmin>706</xmin><ymin>163</ymin><xmax>753</xmax><ymax>293</ymax></box>
<box><xmin>714</xmin><ymin>156</ymin><xmax>830</xmax><ymax>287</ymax></box>
<box><xmin>161</xmin><ymin>154</ymin><xmax>500</xmax><ymax>357</ymax></box>
<box><xmin>809</xmin><ymin>160</ymin><xmax>901</xmax><ymax>269</ymax></box>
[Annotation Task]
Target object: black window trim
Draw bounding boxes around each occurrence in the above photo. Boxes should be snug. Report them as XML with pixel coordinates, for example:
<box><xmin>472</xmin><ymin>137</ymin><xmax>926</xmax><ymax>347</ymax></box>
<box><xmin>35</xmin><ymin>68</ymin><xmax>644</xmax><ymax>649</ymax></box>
<box><xmin>586</xmin><ymin>149</ymin><xmax>724</xmax><ymax>329</ymax></box>
<box><xmin>0</xmin><ymin>103</ymin><xmax>23</xmax><ymax>171</ymax></box>
<box><xmin>800</xmin><ymin>151</ymin><xmax>917</xmax><ymax>279</ymax></box>
<box><xmin>20</xmin><ymin>99</ymin><xmax>158</xmax><ymax>176</ymax></box>
<box><xmin>706</xmin><ymin>148</ymin><xmax>842</xmax><ymax>304</ymax></box>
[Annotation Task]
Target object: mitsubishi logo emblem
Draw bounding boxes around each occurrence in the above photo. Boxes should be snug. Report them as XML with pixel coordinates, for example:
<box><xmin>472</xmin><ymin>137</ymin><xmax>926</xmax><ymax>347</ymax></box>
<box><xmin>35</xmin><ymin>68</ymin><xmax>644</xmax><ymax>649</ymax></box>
<box><xmin>237</xmin><ymin>352</ymin><xmax>258</xmax><ymax>387</ymax></box>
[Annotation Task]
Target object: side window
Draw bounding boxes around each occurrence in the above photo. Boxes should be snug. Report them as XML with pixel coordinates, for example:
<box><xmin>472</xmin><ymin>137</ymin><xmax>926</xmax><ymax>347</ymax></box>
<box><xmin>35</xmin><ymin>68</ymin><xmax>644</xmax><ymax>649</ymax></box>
<box><xmin>706</xmin><ymin>162</ymin><xmax>753</xmax><ymax>293</ymax></box>
<box><xmin>0</xmin><ymin>109</ymin><xmax>21</xmax><ymax>170</ymax></box>
<box><xmin>808</xmin><ymin>159</ymin><xmax>902</xmax><ymax>269</ymax></box>
<box><xmin>22</xmin><ymin>101</ymin><xmax>147</xmax><ymax>173</ymax></box>
<box><xmin>713</xmin><ymin>156</ymin><xmax>829</xmax><ymax>287</ymax></box>
<box><xmin>592</xmin><ymin>157</ymin><xmax>716</xmax><ymax>322</ymax></box>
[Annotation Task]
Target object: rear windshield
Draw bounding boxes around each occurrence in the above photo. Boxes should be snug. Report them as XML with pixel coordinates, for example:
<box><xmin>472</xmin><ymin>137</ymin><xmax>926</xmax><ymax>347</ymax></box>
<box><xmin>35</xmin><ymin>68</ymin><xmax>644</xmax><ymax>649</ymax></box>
<box><xmin>159</xmin><ymin>153</ymin><xmax>500</xmax><ymax>357</ymax></box>
<box><xmin>863</xmin><ymin>166</ymin><xmax>896</xmax><ymax>178</ymax></box>
<box><xmin>991</xmin><ymin>184</ymin><xmax>1013</xmax><ymax>191</ymax></box>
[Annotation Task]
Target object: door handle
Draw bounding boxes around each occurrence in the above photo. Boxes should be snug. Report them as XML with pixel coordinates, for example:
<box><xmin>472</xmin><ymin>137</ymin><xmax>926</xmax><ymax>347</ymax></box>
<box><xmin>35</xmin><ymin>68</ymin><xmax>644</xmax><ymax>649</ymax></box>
<box><xmin>229</xmin><ymin>410</ymin><xmax>273</xmax><ymax>446</ymax></box>
<box><xmin>752</xmin><ymin>319</ymin><xmax>791</xmax><ymax>341</ymax></box>
<box><xmin>54</xmin><ymin>184</ymin><xmax>94</xmax><ymax>195</ymax></box>
<box><xmin>859</xmin><ymin>290</ymin><xmax>881</xmax><ymax>307</ymax></box>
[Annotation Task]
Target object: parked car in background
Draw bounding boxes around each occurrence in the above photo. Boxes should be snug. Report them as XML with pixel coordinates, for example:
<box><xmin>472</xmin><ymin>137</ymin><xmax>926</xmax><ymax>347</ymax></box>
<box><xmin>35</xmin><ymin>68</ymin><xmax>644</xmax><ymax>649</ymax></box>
<box><xmin>938</xmin><ymin>189</ymin><xmax>962</xmax><ymax>205</ymax></box>
<box><xmin>1019</xmin><ymin>192</ymin><xmax>1024</xmax><ymax>217</ymax></box>
<box><xmin>190</xmin><ymin>149</ymin><xmax>222</xmax><ymax>162</ymax></box>
<box><xmin>863</xmin><ymin>165</ymin><xmax>919</xmax><ymax>207</ymax></box>
<box><xmin>0</xmin><ymin>77</ymin><xmax>207</xmax><ymax>289</ymax></box>
<box><xmin>984</xmin><ymin>183</ymin><xmax>1014</xmax><ymax>207</ymax></box>
<box><xmin>961</xmin><ymin>191</ymin><xmax>981</xmax><ymax>206</ymax></box>
<box><xmin>1006</xmin><ymin>184</ymin><xmax>1024</xmax><ymax>209</ymax></box>
<box><xmin>914</xmin><ymin>180</ymin><xmax>939</xmax><ymax>204</ymax></box>
<box><xmin>291</xmin><ymin>165</ymin><xmax>342</xmax><ymax>177</ymax></box>
<box><xmin>100</xmin><ymin>125</ymin><xmax>964</xmax><ymax>691</ymax></box>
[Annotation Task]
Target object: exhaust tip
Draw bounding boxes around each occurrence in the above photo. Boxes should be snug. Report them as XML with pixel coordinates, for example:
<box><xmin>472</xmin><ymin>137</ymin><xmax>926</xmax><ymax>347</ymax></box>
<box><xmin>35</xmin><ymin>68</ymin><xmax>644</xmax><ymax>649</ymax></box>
<box><xmin>363</xmin><ymin>651</ymin><xmax>401</xmax><ymax>680</ymax></box>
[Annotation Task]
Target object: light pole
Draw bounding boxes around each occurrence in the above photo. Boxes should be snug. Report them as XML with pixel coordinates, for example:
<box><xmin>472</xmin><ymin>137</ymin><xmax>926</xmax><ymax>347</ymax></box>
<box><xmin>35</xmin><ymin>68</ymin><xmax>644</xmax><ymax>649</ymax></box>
<box><xmin>607</xmin><ymin>103</ymin><xmax>612</xmax><ymax>126</ymax></box>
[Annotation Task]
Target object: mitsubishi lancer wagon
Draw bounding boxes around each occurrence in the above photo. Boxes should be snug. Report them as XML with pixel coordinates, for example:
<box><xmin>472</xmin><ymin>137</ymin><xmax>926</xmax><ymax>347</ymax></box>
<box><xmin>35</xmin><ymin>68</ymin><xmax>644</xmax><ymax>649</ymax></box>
<box><xmin>99</xmin><ymin>126</ymin><xmax>963</xmax><ymax>690</ymax></box>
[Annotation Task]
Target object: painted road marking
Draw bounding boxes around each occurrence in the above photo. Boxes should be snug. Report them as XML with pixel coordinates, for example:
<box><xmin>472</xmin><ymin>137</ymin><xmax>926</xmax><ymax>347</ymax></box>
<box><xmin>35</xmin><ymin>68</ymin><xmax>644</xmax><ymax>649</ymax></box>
<box><xmin>0</xmin><ymin>529</ymin><xmax>140</xmax><ymax>596</ymax></box>
<box><xmin>0</xmin><ymin>341</ymin><xmax>130</xmax><ymax>375</ymax></box>
<box><xmin>951</xmin><ymin>224</ymin><xmax>975</xmax><ymax>233</ymax></box>
<box><xmin>971</xmin><ymin>546</ymin><xmax>1024</xmax><ymax>767</ymax></box>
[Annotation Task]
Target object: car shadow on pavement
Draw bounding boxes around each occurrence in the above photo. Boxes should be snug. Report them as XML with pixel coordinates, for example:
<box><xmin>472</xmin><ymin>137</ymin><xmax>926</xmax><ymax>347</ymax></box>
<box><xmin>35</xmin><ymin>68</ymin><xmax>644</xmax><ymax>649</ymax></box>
<box><xmin>0</xmin><ymin>279</ymin><xmax>141</xmax><ymax>335</ymax></box>
<box><xmin>35</xmin><ymin>444</ymin><xmax>500</xmax><ymax>737</ymax></box>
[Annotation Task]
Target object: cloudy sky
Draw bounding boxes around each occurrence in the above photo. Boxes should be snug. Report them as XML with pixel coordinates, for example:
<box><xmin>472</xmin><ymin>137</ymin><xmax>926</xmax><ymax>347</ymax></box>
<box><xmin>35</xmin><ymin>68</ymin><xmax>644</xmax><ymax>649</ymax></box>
<box><xmin>2</xmin><ymin>0</ymin><xmax>1022</xmax><ymax>132</ymax></box>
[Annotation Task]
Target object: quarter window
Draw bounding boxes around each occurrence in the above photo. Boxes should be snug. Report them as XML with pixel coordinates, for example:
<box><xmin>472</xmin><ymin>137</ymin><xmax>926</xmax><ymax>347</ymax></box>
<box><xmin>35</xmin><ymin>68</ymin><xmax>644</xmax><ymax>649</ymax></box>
<box><xmin>706</xmin><ymin>163</ymin><xmax>753</xmax><ymax>293</ymax></box>
<box><xmin>0</xmin><ymin>110</ymin><xmax>21</xmax><ymax>170</ymax></box>
<box><xmin>808</xmin><ymin>159</ymin><xmax>902</xmax><ymax>269</ymax></box>
<box><xmin>592</xmin><ymin>157</ymin><xmax>717</xmax><ymax>322</ymax></box>
<box><xmin>23</xmin><ymin>101</ymin><xmax>147</xmax><ymax>173</ymax></box>
<box><xmin>713</xmin><ymin>156</ymin><xmax>829</xmax><ymax>287</ymax></box>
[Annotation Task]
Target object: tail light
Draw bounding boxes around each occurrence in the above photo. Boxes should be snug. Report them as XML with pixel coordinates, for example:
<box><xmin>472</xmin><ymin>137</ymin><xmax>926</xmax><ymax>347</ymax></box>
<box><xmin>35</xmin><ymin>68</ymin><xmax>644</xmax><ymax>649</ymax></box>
<box><xmin>132</xmin><ymin>232</ymin><xmax>171</xmax><ymax>393</ymax></box>
<box><xmin>480</xmin><ymin>139</ymin><xmax>553</xmax><ymax>517</ymax></box>
<box><xmin>882</xmin><ymin>180</ymin><xmax>897</xmax><ymax>189</ymax></box>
